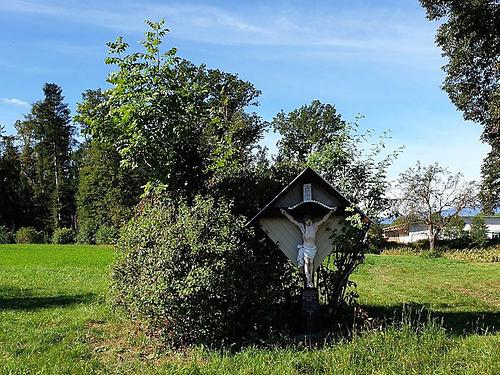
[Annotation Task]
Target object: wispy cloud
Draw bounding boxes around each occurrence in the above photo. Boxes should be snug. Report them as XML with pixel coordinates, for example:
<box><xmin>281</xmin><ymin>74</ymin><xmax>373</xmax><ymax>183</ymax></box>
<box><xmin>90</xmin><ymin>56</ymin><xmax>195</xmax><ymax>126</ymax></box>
<box><xmin>1</xmin><ymin>97</ymin><xmax>30</xmax><ymax>107</ymax></box>
<box><xmin>0</xmin><ymin>0</ymin><xmax>440</xmax><ymax>64</ymax></box>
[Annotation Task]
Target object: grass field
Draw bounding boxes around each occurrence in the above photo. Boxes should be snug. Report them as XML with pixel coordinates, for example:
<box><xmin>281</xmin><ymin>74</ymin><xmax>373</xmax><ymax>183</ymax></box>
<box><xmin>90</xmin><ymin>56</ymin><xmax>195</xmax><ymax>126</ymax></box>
<box><xmin>0</xmin><ymin>244</ymin><xmax>498</xmax><ymax>374</ymax></box>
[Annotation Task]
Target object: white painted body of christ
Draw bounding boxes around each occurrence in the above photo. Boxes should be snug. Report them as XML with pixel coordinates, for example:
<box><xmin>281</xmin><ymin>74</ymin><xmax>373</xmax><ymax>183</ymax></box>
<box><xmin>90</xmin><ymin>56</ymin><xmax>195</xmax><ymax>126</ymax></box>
<box><xmin>280</xmin><ymin>208</ymin><xmax>335</xmax><ymax>288</ymax></box>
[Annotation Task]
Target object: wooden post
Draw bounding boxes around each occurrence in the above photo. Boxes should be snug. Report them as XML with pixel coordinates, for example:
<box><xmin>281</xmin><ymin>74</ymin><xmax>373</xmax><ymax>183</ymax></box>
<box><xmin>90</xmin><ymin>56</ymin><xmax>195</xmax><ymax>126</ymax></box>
<box><xmin>301</xmin><ymin>288</ymin><xmax>321</xmax><ymax>335</ymax></box>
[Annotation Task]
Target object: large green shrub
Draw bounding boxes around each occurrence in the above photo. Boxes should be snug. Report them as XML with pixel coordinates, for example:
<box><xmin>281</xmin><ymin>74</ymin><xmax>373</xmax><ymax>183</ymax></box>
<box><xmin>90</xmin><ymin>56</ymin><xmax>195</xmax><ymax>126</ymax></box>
<box><xmin>111</xmin><ymin>196</ymin><xmax>300</xmax><ymax>348</ymax></box>
<box><xmin>52</xmin><ymin>227</ymin><xmax>75</xmax><ymax>244</ymax></box>
<box><xmin>76</xmin><ymin>221</ymin><xmax>99</xmax><ymax>244</ymax></box>
<box><xmin>15</xmin><ymin>227</ymin><xmax>45</xmax><ymax>244</ymax></box>
<box><xmin>95</xmin><ymin>225</ymin><xmax>118</xmax><ymax>245</ymax></box>
<box><xmin>0</xmin><ymin>226</ymin><xmax>14</xmax><ymax>244</ymax></box>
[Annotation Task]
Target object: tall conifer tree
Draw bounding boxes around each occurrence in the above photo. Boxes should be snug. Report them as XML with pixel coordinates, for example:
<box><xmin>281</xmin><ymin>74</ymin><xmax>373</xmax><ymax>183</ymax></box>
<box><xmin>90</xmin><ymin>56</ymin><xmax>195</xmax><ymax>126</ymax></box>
<box><xmin>16</xmin><ymin>83</ymin><xmax>75</xmax><ymax>231</ymax></box>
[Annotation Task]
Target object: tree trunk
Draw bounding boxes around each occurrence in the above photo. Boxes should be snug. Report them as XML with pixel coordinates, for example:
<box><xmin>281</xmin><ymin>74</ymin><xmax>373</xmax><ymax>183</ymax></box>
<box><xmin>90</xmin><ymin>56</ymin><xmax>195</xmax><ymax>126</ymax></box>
<box><xmin>53</xmin><ymin>145</ymin><xmax>61</xmax><ymax>227</ymax></box>
<box><xmin>429</xmin><ymin>234</ymin><xmax>435</xmax><ymax>250</ymax></box>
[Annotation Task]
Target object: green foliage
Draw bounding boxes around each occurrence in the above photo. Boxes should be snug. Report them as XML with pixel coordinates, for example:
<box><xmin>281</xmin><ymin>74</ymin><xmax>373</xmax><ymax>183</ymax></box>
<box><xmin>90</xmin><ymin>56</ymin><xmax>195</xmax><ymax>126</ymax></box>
<box><xmin>88</xmin><ymin>20</ymin><xmax>266</xmax><ymax>202</ymax></box>
<box><xmin>52</xmin><ymin>227</ymin><xmax>75</xmax><ymax>244</ymax></box>
<box><xmin>272</xmin><ymin>100</ymin><xmax>346</xmax><ymax>164</ymax></box>
<box><xmin>420</xmin><ymin>248</ymin><xmax>443</xmax><ymax>259</ymax></box>
<box><xmin>0</xmin><ymin>129</ymin><xmax>34</xmax><ymax>229</ymax></box>
<box><xmin>317</xmin><ymin>210</ymin><xmax>369</xmax><ymax>315</ymax></box>
<box><xmin>75</xmin><ymin>139</ymin><xmax>142</xmax><ymax>233</ymax></box>
<box><xmin>442</xmin><ymin>215</ymin><xmax>466</xmax><ymax>240</ymax></box>
<box><xmin>480</xmin><ymin>146</ymin><xmax>500</xmax><ymax>213</ymax></box>
<box><xmin>420</xmin><ymin>0</ymin><xmax>500</xmax><ymax>213</ymax></box>
<box><xmin>306</xmin><ymin>115</ymin><xmax>401</xmax><ymax>220</ymax></box>
<box><xmin>95</xmin><ymin>225</ymin><xmax>118</xmax><ymax>245</ymax></box>
<box><xmin>111</xmin><ymin>195</ymin><xmax>300</xmax><ymax>347</ymax></box>
<box><xmin>75</xmin><ymin>90</ymin><xmax>143</xmax><ymax>235</ymax></box>
<box><xmin>0</xmin><ymin>226</ymin><xmax>14</xmax><ymax>244</ymax></box>
<box><xmin>469</xmin><ymin>215</ymin><xmax>489</xmax><ymax>248</ymax></box>
<box><xmin>420</xmin><ymin>0</ymin><xmax>499</xmax><ymax>134</ymax></box>
<box><xmin>15</xmin><ymin>83</ymin><xmax>76</xmax><ymax>232</ymax></box>
<box><xmin>15</xmin><ymin>227</ymin><xmax>45</xmax><ymax>244</ymax></box>
<box><xmin>366</xmin><ymin>223</ymin><xmax>385</xmax><ymax>253</ymax></box>
<box><xmin>76</xmin><ymin>220</ymin><xmax>99</xmax><ymax>244</ymax></box>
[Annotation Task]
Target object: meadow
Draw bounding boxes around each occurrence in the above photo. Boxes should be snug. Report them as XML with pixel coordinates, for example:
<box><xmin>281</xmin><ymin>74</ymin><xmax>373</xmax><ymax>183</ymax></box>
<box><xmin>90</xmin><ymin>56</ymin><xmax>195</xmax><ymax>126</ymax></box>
<box><xmin>0</xmin><ymin>244</ymin><xmax>498</xmax><ymax>374</ymax></box>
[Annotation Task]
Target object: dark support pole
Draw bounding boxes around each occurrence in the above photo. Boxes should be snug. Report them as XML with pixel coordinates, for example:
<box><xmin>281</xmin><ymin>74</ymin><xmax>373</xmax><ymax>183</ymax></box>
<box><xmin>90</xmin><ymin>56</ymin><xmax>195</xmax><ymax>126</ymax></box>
<box><xmin>301</xmin><ymin>288</ymin><xmax>321</xmax><ymax>335</ymax></box>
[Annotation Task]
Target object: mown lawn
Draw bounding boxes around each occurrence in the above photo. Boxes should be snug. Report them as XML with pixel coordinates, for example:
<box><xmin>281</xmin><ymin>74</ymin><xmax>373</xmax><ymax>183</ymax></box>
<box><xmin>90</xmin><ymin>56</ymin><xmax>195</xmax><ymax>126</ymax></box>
<box><xmin>0</xmin><ymin>244</ymin><xmax>498</xmax><ymax>374</ymax></box>
<box><xmin>352</xmin><ymin>255</ymin><xmax>500</xmax><ymax>333</ymax></box>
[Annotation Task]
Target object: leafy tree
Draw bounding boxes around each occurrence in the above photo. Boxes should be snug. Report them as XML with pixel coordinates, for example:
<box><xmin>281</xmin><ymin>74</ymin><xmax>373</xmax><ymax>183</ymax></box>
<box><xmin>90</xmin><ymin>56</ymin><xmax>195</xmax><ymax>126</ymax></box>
<box><xmin>480</xmin><ymin>146</ymin><xmax>500</xmax><ymax>213</ymax></box>
<box><xmin>469</xmin><ymin>215</ymin><xmax>489</xmax><ymax>248</ymax></box>
<box><xmin>396</xmin><ymin>162</ymin><xmax>477</xmax><ymax>250</ymax></box>
<box><xmin>442</xmin><ymin>215</ymin><xmax>466</xmax><ymax>240</ymax></box>
<box><xmin>76</xmin><ymin>141</ymin><xmax>143</xmax><ymax>241</ymax></box>
<box><xmin>90</xmin><ymin>20</ymin><xmax>267</xmax><ymax>205</ymax></box>
<box><xmin>420</xmin><ymin>0</ymin><xmax>499</xmax><ymax>131</ymax></box>
<box><xmin>272</xmin><ymin>100</ymin><xmax>347</xmax><ymax>165</ymax></box>
<box><xmin>420</xmin><ymin>0</ymin><xmax>500</xmax><ymax>212</ymax></box>
<box><xmin>273</xmin><ymin>104</ymin><xmax>401</xmax><ymax>219</ymax></box>
<box><xmin>272</xmin><ymin>102</ymin><xmax>400</xmax><ymax>314</ymax></box>
<box><xmin>308</xmin><ymin>123</ymin><xmax>401</xmax><ymax>220</ymax></box>
<box><xmin>196</xmin><ymin>69</ymin><xmax>267</xmax><ymax>216</ymax></box>
<box><xmin>16</xmin><ymin>83</ymin><xmax>76</xmax><ymax>231</ymax></box>
<box><xmin>75</xmin><ymin>89</ymin><xmax>143</xmax><ymax>242</ymax></box>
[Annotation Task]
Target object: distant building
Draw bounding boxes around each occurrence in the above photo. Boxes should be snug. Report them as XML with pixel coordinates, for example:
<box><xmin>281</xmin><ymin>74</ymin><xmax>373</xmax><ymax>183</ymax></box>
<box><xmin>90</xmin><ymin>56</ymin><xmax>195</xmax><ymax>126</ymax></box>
<box><xmin>383</xmin><ymin>222</ymin><xmax>427</xmax><ymax>244</ymax></box>
<box><xmin>463</xmin><ymin>216</ymin><xmax>500</xmax><ymax>239</ymax></box>
<box><xmin>383</xmin><ymin>216</ymin><xmax>500</xmax><ymax>243</ymax></box>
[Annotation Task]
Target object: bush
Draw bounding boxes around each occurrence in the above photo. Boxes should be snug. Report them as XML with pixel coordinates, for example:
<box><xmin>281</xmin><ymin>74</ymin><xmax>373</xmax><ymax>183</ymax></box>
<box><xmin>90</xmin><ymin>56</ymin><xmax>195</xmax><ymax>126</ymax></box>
<box><xmin>15</xmin><ymin>227</ymin><xmax>45</xmax><ymax>244</ymax></box>
<box><xmin>366</xmin><ymin>224</ymin><xmax>385</xmax><ymax>254</ymax></box>
<box><xmin>420</xmin><ymin>248</ymin><xmax>443</xmax><ymax>259</ymax></box>
<box><xmin>76</xmin><ymin>221</ymin><xmax>99</xmax><ymax>244</ymax></box>
<box><xmin>0</xmin><ymin>226</ymin><xmax>14</xmax><ymax>244</ymax></box>
<box><xmin>111</xmin><ymin>195</ymin><xmax>300</xmax><ymax>348</ymax></box>
<box><xmin>52</xmin><ymin>227</ymin><xmax>76</xmax><ymax>244</ymax></box>
<box><xmin>95</xmin><ymin>225</ymin><xmax>119</xmax><ymax>245</ymax></box>
<box><xmin>469</xmin><ymin>215</ymin><xmax>489</xmax><ymax>248</ymax></box>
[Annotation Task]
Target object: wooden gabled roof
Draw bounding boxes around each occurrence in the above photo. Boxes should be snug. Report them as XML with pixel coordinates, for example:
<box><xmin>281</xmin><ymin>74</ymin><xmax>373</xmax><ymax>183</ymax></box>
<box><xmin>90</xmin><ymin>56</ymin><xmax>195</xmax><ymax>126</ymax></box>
<box><xmin>247</xmin><ymin>167</ymin><xmax>370</xmax><ymax>225</ymax></box>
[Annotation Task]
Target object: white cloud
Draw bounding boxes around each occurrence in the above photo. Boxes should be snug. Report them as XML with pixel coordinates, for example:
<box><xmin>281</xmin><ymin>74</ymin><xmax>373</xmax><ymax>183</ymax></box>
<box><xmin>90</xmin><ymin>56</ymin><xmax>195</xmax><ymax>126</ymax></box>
<box><xmin>1</xmin><ymin>97</ymin><xmax>30</xmax><ymax>107</ymax></box>
<box><xmin>0</xmin><ymin>0</ymin><xmax>440</xmax><ymax>64</ymax></box>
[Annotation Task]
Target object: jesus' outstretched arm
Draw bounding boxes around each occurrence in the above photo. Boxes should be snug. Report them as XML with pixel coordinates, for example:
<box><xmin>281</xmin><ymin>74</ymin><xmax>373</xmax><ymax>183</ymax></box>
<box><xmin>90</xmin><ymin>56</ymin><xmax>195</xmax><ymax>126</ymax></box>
<box><xmin>316</xmin><ymin>208</ymin><xmax>337</xmax><ymax>226</ymax></box>
<box><xmin>280</xmin><ymin>209</ymin><xmax>303</xmax><ymax>231</ymax></box>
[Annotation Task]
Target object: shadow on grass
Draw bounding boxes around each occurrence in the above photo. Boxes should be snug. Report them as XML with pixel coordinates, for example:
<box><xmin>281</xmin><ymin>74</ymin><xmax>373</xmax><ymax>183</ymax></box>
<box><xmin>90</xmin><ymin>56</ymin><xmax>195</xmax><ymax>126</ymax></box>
<box><xmin>0</xmin><ymin>291</ymin><xmax>98</xmax><ymax>311</ymax></box>
<box><xmin>362</xmin><ymin>303</ymin><xmax>500</xmax><ymax>335</ymax></box>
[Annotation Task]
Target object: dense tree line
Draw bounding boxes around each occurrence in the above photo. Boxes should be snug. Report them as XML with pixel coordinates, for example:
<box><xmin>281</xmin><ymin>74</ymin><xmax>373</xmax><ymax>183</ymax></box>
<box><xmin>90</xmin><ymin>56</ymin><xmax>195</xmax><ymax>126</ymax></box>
<box><xmin>0</xmin><ymin>84</ymin><xmax>143</xmax><ymax>243</ymax></box>
<box><xmin>1</xmin><ymin>84</ymin><xmax>77</xmax><ymax>234</ymax></box>
<box><xmin>420</xmin><ymin>0</ymin><xmax>499</xmax><ymax>213</ymax></box>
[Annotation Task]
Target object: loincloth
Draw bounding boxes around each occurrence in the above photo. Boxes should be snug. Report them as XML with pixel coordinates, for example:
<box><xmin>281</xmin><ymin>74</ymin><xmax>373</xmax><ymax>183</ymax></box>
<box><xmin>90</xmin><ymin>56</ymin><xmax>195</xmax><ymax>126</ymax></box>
<box><xmin>297</xmin><ymin>245</ymin><xmax>317</xmax><ymax>266</ymax></box>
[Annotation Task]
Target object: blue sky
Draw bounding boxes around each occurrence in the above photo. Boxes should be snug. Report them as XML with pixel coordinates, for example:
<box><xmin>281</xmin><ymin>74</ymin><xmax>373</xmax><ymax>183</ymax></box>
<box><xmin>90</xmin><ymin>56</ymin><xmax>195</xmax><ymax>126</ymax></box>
<box><xmin>0</xmin><ymin>0</ymin><xmax>489</xmax><ymax>180</ymax></box>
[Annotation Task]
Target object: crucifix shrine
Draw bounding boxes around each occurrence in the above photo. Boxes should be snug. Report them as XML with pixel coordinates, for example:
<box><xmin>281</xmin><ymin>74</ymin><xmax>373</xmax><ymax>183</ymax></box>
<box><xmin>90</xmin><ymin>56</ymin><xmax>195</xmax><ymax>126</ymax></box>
<box><xmin>248</xmin><ymin>167</ymin><xmax>369</xmax><ymax>335</ymax></box>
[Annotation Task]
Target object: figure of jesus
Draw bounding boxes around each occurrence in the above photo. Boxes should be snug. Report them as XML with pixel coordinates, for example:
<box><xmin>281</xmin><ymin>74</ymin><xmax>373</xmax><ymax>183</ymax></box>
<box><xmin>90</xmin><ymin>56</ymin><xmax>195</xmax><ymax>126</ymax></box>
<box><xmin>280</xmin><ymin>208</ymin><xmax>335</xmax><ymax>288</ymax></box>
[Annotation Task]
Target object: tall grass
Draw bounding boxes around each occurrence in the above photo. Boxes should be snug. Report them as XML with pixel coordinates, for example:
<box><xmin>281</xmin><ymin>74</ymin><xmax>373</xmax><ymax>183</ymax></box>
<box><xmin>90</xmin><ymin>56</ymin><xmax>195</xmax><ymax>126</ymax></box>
<box><xmin>91</xmin><ymin>319</ymin><xmax>499</xmax><ymax>374</ymax></box>
<box><xmin>382</xmin><ymin>245</ymin><xmax>500</xmax><ymax>263</ymax></box>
